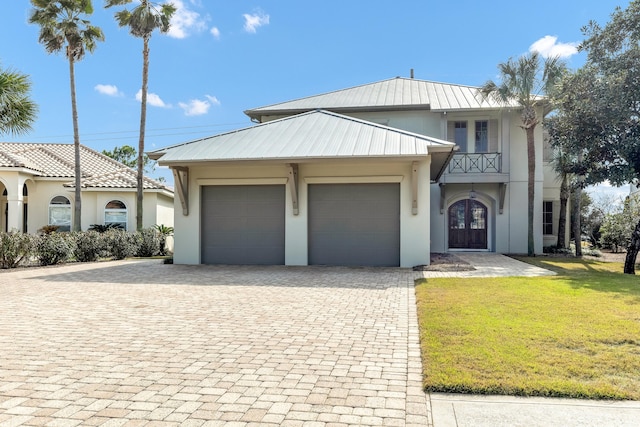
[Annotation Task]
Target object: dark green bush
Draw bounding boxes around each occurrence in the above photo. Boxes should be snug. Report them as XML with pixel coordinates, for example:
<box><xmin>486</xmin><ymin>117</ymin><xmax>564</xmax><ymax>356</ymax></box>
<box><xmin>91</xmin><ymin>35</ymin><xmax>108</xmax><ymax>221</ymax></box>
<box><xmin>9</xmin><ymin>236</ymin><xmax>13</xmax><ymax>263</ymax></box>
<box><xmin>136</xmin><ymin>227</ymin><xmax>162</xmax><ymax>257</ymax></box>
<box><xmin>104</xmin><ymin>229</ymin><xmax>139</xmax><ymax>260</ymax></box>
<box><xmin>89</xmin><ymin>223</ymin><xmax>124</xmax><ymax>233</ymax></box>
<box><xmin>154</xmin><ymin>224</ymin><xmax>174</xmax><ymax>256</ymax></box>
<box><xmin>35</xmin><ymin>232</ymin><xmax>75</xmax><ymax>266</ymax></box>
<box><xmin>38</xmin><ymin>225</ymin><xmax>60</xmax><ymax>234</ymax></box>
<box><xmin>73</xmin><ymin>230</ymin><xmax>106</xmax><ymax>262</ymax></box>
<box><xmin>0</xmin><ymin>231</ymin><xmax>34</xmax><ymax>269</ymax></box>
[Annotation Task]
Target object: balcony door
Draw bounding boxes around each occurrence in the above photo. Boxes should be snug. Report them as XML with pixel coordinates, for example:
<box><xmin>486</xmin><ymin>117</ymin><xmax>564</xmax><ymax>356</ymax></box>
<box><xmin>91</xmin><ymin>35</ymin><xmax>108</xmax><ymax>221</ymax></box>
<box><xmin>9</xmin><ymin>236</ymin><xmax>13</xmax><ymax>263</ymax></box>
<box><xmin>448</xmin><ymin>199</ymin><xmax>488</xmax><ymax>249</ymax></box>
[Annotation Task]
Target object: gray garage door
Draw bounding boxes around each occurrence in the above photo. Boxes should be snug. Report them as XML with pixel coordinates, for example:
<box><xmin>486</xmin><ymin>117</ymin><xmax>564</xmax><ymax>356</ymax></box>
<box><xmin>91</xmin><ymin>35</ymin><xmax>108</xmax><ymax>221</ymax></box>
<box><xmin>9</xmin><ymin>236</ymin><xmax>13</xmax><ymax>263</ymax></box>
<box><xmin>201</xmin><ymin>185</ymin><xmax>285</xmax><ymax>265</ymax></box>
<box><xmin>308</xmin><ymin>183</ymin><xmax>400</xmax><ymax>267</ymax></box>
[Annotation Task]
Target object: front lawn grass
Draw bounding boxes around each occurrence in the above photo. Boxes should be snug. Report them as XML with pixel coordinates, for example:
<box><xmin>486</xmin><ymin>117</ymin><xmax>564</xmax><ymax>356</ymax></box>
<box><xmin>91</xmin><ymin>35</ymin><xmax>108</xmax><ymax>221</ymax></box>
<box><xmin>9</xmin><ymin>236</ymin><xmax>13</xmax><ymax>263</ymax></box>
<box><xmin>416</xmin><ymin>257</ymin><xmax>640</xmax><ymax>400</ymax></box>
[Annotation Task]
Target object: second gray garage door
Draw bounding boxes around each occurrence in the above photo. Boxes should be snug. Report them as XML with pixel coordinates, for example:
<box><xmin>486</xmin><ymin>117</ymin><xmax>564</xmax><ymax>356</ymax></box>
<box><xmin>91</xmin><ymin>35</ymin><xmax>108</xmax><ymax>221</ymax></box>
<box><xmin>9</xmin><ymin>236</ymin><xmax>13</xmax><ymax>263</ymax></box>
<box><xmin>308</xmin><ymin>183</ymin><xmax>400</xmax><ymax>267</ymax></box>
<box><xmin>201</xmin><ymin>185</ymin><xmax>285</xmax><ymax>265</ymax></box>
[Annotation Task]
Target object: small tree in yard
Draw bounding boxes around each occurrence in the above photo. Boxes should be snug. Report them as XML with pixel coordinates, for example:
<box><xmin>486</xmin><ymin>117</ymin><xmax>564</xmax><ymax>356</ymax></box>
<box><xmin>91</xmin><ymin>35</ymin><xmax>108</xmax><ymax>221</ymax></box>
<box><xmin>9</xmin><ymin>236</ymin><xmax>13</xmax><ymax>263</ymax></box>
<box><xmin>154</xmin><ymin>224</ymin><xmax>173</xmax><ymax>255</ymax></box>
<box><xmin>600</xmin><ymin>196</ymin><xmax>640</xmax><ymax>253</ymax></box>
<box><xmin>102</xmin><ymin>144</ymin><xmax>155</xmax><ymax>172</ymax></box>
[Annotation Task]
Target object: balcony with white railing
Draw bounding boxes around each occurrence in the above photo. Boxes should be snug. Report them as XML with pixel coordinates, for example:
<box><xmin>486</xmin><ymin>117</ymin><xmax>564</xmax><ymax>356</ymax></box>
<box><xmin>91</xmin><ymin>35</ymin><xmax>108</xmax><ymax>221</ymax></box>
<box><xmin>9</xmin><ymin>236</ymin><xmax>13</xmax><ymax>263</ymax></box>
<box><xmin>448</xmin><ymin>152</ymin><xmax>502</xmax><ymax>174</ymax></box>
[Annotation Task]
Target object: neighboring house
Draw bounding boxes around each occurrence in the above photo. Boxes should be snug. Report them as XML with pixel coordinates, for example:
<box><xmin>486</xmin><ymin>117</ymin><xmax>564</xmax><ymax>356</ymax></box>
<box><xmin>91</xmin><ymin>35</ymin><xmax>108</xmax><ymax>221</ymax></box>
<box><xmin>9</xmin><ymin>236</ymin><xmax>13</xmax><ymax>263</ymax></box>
<box><xmin>149</xmin><ymin>77</ymin><xmax>563</xmax><ymax>267</ymax></box>
<box><xmin>0</xmin><ymin>142</ymin><xmax>174</xmax><ymax>233</ymax></box>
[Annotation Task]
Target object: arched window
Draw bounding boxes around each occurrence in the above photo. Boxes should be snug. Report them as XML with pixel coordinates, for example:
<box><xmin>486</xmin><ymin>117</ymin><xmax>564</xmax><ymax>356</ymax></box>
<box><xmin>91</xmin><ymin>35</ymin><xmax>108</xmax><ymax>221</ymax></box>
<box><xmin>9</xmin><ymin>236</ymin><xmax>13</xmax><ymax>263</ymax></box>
<box><xmin>49</xmin><ymin>196</ymin><xmax>71</xmax><ymax>232</ymax></box>
<box><xmin>105</xmin><ymin>200</ymin><xmax>127</xmax><ymax>230</ymax></box>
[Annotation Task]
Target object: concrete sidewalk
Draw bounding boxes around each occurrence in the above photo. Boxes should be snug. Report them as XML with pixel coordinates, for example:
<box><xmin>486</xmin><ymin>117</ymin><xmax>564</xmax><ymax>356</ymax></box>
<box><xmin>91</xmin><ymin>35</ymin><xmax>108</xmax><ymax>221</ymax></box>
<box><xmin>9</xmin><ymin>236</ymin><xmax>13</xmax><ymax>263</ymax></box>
<box><xmin>417</xmin><ymin>252</ymin><xmax>557</xmax><ymax>278</ymax></box>
<box><xmin>430</xmin><ymin>393</ymin><xmax>640</xmax><ymax>427</ymax></box>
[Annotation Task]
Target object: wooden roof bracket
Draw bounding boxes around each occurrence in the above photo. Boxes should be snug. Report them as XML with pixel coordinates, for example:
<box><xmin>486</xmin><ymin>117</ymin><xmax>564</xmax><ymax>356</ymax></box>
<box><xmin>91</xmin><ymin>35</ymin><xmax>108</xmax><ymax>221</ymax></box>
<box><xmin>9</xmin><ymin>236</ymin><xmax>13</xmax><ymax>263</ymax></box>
<box><xmin>171</xmin><ymin>166</ymin><xmax>189</xmax><ymax>216</ymax></box>
<box><xmin>287</xmin><ymin>163</ymin><xmax>299</xmax><ymax>215</ymax></box>
<box><xmin>499</xmin><ymin>182</ymin><xmax>507</xmax><ymax>214</ymax></box>
<box><xmin>412</xmin><ymin>161</ymin><xmax>419</xmax><ymax>215</ymax></box>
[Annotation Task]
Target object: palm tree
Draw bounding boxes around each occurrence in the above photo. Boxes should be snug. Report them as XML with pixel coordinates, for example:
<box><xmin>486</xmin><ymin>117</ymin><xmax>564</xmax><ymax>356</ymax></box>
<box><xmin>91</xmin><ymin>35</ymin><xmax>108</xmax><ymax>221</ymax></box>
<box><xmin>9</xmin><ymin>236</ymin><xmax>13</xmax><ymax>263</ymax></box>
<box><xmin>548</xmin><ymin>147</ymin><xmax>574</xmax><ymax>249</ymax></box>
<box><xmin>105</xmin><ymin>0</ymin><xmax>176</xmax><ymax>231</ymax></box>
<box><xmin>480</xmin><ymin>52</ymin><xmax>565</xmax><ymax>256</ymax></box>
<box><xmin>29</xmin><ymin>0</ymin><xmax>104</xmax><ymax>232</ymax></box>
<box><xmin>0</xmin><ymin>65</ymin><xmax>38</xmax><ymax>136</ymax></box>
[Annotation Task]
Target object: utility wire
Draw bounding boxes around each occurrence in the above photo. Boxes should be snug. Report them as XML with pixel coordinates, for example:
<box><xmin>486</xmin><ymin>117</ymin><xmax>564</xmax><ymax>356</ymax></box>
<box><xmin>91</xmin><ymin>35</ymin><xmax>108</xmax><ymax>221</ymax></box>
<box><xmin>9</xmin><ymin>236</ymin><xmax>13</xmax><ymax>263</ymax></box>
<box><xmin>20</xmin><ymin>121</ymin><xmax>250</xmax><ymax>142</ymax></box>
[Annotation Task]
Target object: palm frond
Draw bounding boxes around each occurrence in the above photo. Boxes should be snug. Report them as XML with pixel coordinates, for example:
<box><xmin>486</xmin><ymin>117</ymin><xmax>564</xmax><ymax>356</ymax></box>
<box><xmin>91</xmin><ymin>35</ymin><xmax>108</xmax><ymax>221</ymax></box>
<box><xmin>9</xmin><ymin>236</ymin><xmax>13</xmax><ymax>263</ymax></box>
<box><xmin>0</xmin><ymin>66</ymin><xmax>38</xmax><ymax>136</ymax></box>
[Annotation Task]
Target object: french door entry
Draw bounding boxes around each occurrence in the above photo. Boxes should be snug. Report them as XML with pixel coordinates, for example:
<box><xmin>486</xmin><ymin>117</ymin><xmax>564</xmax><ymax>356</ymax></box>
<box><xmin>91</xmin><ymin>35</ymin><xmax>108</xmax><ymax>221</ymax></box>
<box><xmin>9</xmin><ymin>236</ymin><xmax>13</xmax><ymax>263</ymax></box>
<box><xmin>448</xmin><ymin>199</ymin><xmax>488</xmax><ymax>249</ymax></box>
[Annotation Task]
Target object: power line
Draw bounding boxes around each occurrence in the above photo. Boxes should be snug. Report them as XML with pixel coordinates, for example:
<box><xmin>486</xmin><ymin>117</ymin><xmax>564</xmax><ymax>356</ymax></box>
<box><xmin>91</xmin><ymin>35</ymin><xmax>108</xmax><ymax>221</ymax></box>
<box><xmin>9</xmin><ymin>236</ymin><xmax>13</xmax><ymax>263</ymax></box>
<box><xmin>80</xmin><ymin>128</ymin><xmax>244</xmax><ymax>143</ymax></box>
<box><xmin>24</xmin><ymin>121</ymin><xmax>250</xmax><ymax>141</ymax></box>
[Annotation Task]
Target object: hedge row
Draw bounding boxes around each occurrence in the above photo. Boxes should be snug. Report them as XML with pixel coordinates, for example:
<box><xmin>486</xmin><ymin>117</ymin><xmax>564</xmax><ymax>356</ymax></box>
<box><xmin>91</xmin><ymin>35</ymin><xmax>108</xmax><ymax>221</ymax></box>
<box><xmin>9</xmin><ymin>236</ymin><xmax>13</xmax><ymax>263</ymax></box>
<box><xmin>0</xmin><ymin>227</ymin><xmax>168</xmax><ymax>269</ymax></box>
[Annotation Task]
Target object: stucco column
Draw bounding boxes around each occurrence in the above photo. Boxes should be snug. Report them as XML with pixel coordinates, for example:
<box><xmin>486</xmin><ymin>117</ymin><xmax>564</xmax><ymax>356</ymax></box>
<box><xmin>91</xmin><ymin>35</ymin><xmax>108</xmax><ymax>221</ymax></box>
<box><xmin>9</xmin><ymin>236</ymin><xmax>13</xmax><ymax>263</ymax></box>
<box><xmin>5</xmin><ymin>192</ymin><xmax>24</xmax><ymax>232</ymax></box>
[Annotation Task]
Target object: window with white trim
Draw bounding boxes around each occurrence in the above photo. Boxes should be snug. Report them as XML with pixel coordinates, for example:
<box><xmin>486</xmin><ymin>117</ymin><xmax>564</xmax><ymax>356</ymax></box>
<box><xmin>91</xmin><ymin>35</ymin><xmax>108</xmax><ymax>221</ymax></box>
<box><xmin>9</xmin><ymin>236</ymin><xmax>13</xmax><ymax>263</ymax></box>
<box><xmin>105</xmin><ymin>200</ymin><xmax>127</xmax><ymax>230</ymax></box>
<box><xmin>543</xmin><ymin>201</ymin><xmax>553</xmax><ymax>235</ymax></box>
<box><xmin>475</xmin><ymin>120</ymin><xmax>489</xmax><ymax>153</ymax></box>
<box><xmin>453</xmin><ymin>121</ymin><xmax>468</xmax><ymax>152</ymax></box>
<box><xmin>449</xmin><ymin>119</ymin><xmax>499</xmax><ymax>153</ymax></box>
<box><xmin>49</xmin><ymin>196</ymin><xmax>71</xmax><ymax>232</ymax></box>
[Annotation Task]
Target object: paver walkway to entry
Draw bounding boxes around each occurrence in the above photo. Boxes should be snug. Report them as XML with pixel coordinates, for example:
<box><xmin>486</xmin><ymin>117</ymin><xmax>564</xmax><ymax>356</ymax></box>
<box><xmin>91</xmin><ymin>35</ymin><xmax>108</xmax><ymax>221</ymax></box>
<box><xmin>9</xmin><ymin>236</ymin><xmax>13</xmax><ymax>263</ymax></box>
<box><xmin>0</xmin><ymin>260</ymin><xmax>429</xmax><ymax>426</ymax></box>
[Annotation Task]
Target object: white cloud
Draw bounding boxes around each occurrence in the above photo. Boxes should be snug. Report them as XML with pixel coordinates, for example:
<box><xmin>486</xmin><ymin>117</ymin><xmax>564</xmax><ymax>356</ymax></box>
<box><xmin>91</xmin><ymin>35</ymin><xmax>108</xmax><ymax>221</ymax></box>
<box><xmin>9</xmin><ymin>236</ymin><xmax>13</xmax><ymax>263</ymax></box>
<box><xmin>210</xmin><ymin>26</ymin><xmax>220</xmax><ymax>39</ymax></box>
<box><xmin>136</xmin><ymin>89</ymin><xmax>170</xmax><ymax>108</ymax></box>
<box><xmin>167</xmin><ymin>0</ymin><xmax>207</xmax><ymax>39</ymax></box>
<box><xmin>529</xmin><ymin>35</ymin><xmax>578</xmax><ymax>59</ymax></box>
<box><xmin>205</xmin><ymin>95</ymin><xmax>220</xmax><ymax>105</ymax></box>
<box><xmin>94</xmin><ymin>84</ymin><xmax>121</xmax><ymax>97</ymax></box>
<box><xmin>178</xmin><ymin>95</ymin><xmax>220</xmax><ymax>116</ymax></box>
<box><xmin>243</xmin><ymin>11</ymin><xmax>270</xmax><ymax>33</ymax></box>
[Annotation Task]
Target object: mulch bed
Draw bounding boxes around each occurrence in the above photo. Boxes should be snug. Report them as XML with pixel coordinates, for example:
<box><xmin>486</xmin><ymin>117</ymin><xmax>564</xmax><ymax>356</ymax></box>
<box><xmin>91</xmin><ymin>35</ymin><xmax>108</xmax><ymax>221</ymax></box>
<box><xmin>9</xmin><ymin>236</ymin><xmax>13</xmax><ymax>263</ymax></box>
<box><xmin>413</xmin><ymin>253</ymin><xmax>476</xmax><ymax>272</ymax></box>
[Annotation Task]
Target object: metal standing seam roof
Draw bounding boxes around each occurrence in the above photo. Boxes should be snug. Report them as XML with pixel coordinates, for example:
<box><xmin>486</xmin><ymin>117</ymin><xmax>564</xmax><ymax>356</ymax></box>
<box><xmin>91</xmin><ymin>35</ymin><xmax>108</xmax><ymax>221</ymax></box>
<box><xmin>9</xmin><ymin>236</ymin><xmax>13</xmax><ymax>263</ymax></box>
<box><xmin>244</xmin><ymin>77</ymin><xmax>521</xmax><ymax>120</ymax></box>
<box><xmin>150</xmin><ymin>109</ymin><xmax>455</xmax><ymax>164</ymax></box>
<box><xmin>0</xmin><ymin>142</ymin><xmax>171</xmax><ymax>191</ymax></box>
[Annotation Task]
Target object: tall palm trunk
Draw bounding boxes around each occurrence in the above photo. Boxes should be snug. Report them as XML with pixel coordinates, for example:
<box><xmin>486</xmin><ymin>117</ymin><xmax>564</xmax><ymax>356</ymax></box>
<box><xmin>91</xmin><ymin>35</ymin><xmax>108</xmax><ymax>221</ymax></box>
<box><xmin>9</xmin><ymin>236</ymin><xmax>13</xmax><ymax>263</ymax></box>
<box><xmin>136</xmin><ymin>35</ymin><xmax>149</xmax><ymax>231</ymax></box>
<box><xmin>573</xmin><ymin>151</ymin><xmax>584</xmax><ymax>257</ymax></box>
<box><xmin>557</xmin><ymin>174</ymin><xmax>569</xmax><ymax>249</ymax></box>
<box><xmin>525</xmin><ymin>124</ymin><xmax>536</xmax><ymax>256</ymax></box>
<box><xmin>572</xmin><ymin>186</ymin><xmax>582</xmax><ymax>256</ymax></box>
<box><xmin>624</xmin><ymin>218</ymin><xmax>640</xmax><ymax>274</ymax></box>
<box><xmin>68</xmin><ymin>49</ymin><xmax>82</xmax><ymax>232</ymax></box>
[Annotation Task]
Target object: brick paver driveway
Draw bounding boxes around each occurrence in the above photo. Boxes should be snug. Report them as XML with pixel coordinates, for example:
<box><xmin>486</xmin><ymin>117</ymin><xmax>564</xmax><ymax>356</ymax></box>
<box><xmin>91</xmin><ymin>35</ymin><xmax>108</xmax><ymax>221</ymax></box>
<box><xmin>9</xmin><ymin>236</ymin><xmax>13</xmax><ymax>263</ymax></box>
<box><xmin>0</xmin><ymin>260</ymin><xmax>429</xmax><ymax>426</ymax></box>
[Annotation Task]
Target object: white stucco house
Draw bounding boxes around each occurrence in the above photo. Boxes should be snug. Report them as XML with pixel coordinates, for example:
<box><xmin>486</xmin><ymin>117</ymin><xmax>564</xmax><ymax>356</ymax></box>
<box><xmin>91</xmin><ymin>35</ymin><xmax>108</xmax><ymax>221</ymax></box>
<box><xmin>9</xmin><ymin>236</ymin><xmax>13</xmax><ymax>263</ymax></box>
<box><xmin>149</xmin><ymin>77</ymin><xmax>564</xmax><ymax>267</ymax></box>
<box><xmin>0</xmin><ymin>142</ymin><xmax>174</xmax><ymax>233</ymax></box>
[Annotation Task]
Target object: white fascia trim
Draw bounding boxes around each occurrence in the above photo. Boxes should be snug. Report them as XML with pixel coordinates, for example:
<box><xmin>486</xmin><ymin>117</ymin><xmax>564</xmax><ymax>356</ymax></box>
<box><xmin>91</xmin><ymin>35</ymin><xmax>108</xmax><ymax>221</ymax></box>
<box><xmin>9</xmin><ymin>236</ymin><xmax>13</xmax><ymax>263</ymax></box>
<box><xmin>304</xmin><ymin>175</ymin><xmax>404</xmax><ymax>184</ymax></box>
<box><xmin>197</xmin><ymin>178</ymin><xmax>288</xmax><ymax>186</ymax></box>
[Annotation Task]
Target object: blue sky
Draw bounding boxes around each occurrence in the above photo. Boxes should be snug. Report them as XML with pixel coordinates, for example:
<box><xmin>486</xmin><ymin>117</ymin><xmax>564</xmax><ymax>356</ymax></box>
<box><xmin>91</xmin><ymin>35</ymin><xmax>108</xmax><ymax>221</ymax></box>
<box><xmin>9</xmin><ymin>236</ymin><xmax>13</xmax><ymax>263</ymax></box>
<box><xmin>0</xmin><ymin>0</ymin><xmax>628</xmax><ymax>193</ymax></box>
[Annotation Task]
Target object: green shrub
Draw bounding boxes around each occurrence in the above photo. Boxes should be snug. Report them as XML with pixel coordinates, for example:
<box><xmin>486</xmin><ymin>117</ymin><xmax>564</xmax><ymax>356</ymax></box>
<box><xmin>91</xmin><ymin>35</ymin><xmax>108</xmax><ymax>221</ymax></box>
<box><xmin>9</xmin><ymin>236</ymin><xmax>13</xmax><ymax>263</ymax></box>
<box><xmin>35</xmin><ymin>232</ymin><xmax>75</xmax><ymax>266</ymax></box>
<box><xmin>154</xmin><ymin>224</ymin><xmax>174</xmax><ymax>256</ymax></box>
<box><xmin>38</xmin><ymin>225</ymin><xmax>60</xmax><ymax>234</ymax></box>
<box><xmin>136</xmin><ymin>227</ymin><xmax>161</xmax><ymax>257</ymax></box>
<box><xmin>0</xmin><ymin>231</ymin><xmax>34</xmax><ymax>269</ymax></box>
<box><xmin>104</xmin><ymin>229</ymin><xmax>139</xmax><ymax>260</ymax></box>
<box><xmin>89</xmin><ymin>223</ymin><xmax>124</xmax><ymax>233</ymax></box>
<box><xmin>584</xmin><ymin>248</ymin><xmax>603</xmax><ymax>257</ymax></box>
<box><xmin>73</xmin><ymin>231</ymin><xmax>107</xmax><ymax>262</ymax></box>
<box><xmin>543</xmin><ymin>245</ymin><xmax>573</xmax><ymax>255</ymax></box>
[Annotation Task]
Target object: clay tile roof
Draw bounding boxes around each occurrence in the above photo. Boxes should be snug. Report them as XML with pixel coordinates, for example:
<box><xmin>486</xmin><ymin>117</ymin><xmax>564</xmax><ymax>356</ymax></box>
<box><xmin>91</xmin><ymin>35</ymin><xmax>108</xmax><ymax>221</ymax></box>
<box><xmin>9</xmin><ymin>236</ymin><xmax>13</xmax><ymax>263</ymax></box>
<box><xmin>65</xmin><ymin>168</ymin><xmax>167</xmax><ymax>190</ymax></box>
<box><xmin>0</xmin><ymin>142</ymin><xmax>171</xmax><ymax>192</ymax></box>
